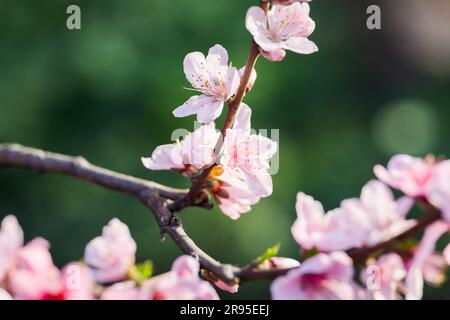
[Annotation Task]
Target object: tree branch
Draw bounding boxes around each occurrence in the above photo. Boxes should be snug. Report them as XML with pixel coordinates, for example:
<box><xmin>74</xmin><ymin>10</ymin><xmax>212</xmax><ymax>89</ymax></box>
<box><xmin>0</xmin><ymin>143</ymin><xmax>445</xmax><ymax>285</ymax></box>
<box><xmin>0</xmin><ymin>143</ymin><xmax>241</xmax><ymax>283</ymax></box>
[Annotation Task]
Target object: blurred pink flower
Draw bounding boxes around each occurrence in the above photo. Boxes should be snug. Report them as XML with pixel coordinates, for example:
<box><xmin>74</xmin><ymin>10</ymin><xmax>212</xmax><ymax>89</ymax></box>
<box><xmin>85</xmin><ymin>218</ymin><xmax>136</xmax><ymax>283</ymax></box>
<box><xmin>292</xmin><ymin>192</ymin><xmax>366</xmax><ymax>251</ymax></box>
<box><xmin>361</xmin><ymin>253</ymin><xmax>407</xmax><ymax>300</ymax></box>
<box><xmin>292</xmin><ymin>181</ymin><xmax>415</xmax><ymax>252</ymax></box>
<box><xmin>141</xmin><ymin>256</ymin><xmax>219</xmax><ymax>300</ymax></box>
<box><xmin>7</xmin><ymin>238</ymin><xmax>63</xmax><ymax>300</ymax></box>
<box><xmin>173</xmin><ymin>44</ymin><xmax>240</xmax><ymax>123</ymax></box>
<box><xmin>374</xmin><ymin>154</ymin><xmax>435</xmax><ymax>198</ymax></box>
<box><xmin>425</xmin><ymin>160</ymin><xmax>450</xmax><ymax>223</ymax></box>
<box><xmin>246</xmin><ymin>2</ymin><xmax>318</xmax><ymax>62</ymax></box>
<box><xmin>61</xmin><ymin>262</ymin><xmax>95</xmax><ymax>300</ymax></box>
<box><xmin>404</xmin><ymin>221</ymin><xmax>448</xmax><ymax>300</ymax></box>
<box><xmin>271</xmin><ymin>252</ymin><xmax>356</xmax><ymax>300</ymax></box>
<box><xmin>101</xmin><ymin>281</ymin><xmax>140</xmax><ymax>300</ymax></box>
<box><xmin>142</xmin><ymin>123</ymin><xmax>219</xmax><ymax>172</ymax></box>
<box><xmin>0</xmin><ymin>215</ymin><xmax>23</xmax><ymax>282</ymax></box>
<box><xmin>340</xmin><ymin>180</ymin><xmax>416</xmax><ymax>247</ymax></box>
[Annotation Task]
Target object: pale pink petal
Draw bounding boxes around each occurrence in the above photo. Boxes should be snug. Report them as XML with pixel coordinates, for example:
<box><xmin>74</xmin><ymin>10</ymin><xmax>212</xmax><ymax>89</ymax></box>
<box><xmin>172</xmin><ymin>255</ymin><xmax>200</xmax><ymax>279</ymax></box>
<box><xmin>183</xmin><ymin>51</ymin><xmax>209</xmax><ymax>89</ymax></box>
<box><xmin>405</xmin><ymin>266</ymin><xmax>423</xmax><ymax>300</ymax></box>
<box><xmin>173</xmin><ymin>95</ymin><xmax>214</xmax><ymax>118</ymax></box>
<box><xmin>141</xmin><ymin>143</ymin><xmax>183</xmax><ymax>171</ymax></box>
<box><xmin>101</xmin><ymin>281</ymin><xmax>140</xmax><ymax>300</ymax></box>
<box><xmin>233</xmin><ymin>103</ymin><xmax>252</xmax><ymax>131</ymax></box>
<box><xmin>196</xmin><ymin>99</ymin><xmax>224</xmax><ymax>124</ymax></box>
<box><xmin>245</xmin><ymin>6</ymin><xmax>267</xmax><ymax>37</ymax></box>
<box><xmin>0</xmin><ymin>215</ymin><xmax>24</xmax><ymax>281</ymax></box>
<box><xmin>283</xmin><ymin>37</ymin><xmax>318</xmax><ymax>54</ymax></box>
<box><xmin>291</xmin><ymin>192</ymin><xmax>326</xmax><ymax>250</ymax></box>
<box><xmin>260</xmin><ymin>49</ymin><xmax>287</xmax><ymax>62</ymax></box>
<box><xmin>207</xmin><ymin>44</ymin><xmax>229</xmax><ymax>65</ymax></box>
<box><xmin>214</xmin><ymin>280</ymin><xmax>239</xmax><ymax>293</ymax></box>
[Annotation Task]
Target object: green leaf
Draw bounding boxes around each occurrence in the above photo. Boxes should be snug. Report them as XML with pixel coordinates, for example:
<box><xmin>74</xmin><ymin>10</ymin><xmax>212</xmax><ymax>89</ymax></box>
<box><xmin>257</xmin><ymin>243</ymin><xmax>281</xmax><ymax>264</ymax></box>
<box><xmin>129</xmin><ymin>260</ymin><xmax>153</xmax><ymax>284</ymax></box>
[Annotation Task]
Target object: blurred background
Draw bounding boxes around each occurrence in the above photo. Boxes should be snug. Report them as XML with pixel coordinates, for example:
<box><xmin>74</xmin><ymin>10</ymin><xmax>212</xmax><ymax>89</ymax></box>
<box><xmin>1</xmin><ymin>0</ymin><xmax>449</xmax><ymax>299</ymax></box>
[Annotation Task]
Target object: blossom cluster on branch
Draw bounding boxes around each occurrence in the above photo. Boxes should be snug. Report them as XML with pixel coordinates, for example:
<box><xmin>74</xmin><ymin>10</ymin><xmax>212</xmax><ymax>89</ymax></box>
<box><xmin>0</xmin><ymin>216</ymin><xmax>221</xmax><ymax>300</ymax></box>
<box><xmin>271</xmin><ymin>155</ymin><xmax>450</xmax><ymax>300</ymax></box>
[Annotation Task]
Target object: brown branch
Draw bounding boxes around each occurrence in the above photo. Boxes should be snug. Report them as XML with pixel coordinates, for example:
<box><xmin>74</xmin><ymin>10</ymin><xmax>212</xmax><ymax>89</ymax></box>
<box><xmin>0</xmin><ymin>143</ymin><xmax>243</xmax><ymax>283</ymax></box>
<box><xmin>0</xmin><ymin>143</ymin><xmax>186</xmax><ymax>200</ymax></box>
<box><xmin>0</xmin><ymin>143</ymin><xmax>445</xmax><ymax>285</ymax></box>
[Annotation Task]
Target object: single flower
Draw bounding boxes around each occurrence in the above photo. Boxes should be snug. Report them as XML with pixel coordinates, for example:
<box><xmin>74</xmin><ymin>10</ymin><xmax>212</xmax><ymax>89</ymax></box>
<box><xmin>141</xmin><ymin>255</ymin><xmax>219</xmax><ymax>300</ymax></box>
<box><xmin>374</xmin><ymin>154</ymin><xmax>435</xmax><ymax>198</ymax></box>
<box><xmin>7</xmin><ymin>238</ymin><xmax>63</xmax><ymax>300</ymax></box>
<box><xmin>361</xmin><ymin>253</ymin><xmax>407</xmax><ymax>300</ymax></box>
<box><xmin>173</xmin><ymin>44</ymin><xmax>240</xmax><ymax>123</ymax></box>
<box><xmin>271</xmin><ymin>251</ymin><xmax>356</xmax><ymax>300</ymax></box>
<box><xmin>84</xmin><ymin>218</ymin><xmax>137</xmax><ymax>283</ymax></box>
<box><xmin>246</xmin><ymin>2</ymin><xmax>318</xmax><ymax>62</ymax></box>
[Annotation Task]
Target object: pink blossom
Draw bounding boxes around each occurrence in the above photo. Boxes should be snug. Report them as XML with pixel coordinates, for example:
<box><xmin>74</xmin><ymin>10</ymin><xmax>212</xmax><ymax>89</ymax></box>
<box><xmin>7</xmin><ymin>238</ymin><xmax>63</xmax><ymax>300</ymax></box>
<box><xmin>291</xmin><ymin>193</ymin><xmax>366</xmax><ymax>251</ymax></box>
<box><xmin>213</xmin><ymin>279</ymin><xmax>239</xmax><ymax>293</ymax></box>
<box><xmin>361</xmin><ymin>253</ymin><xmax>407</xmax><ymax>300</ymax></box>
<box><xmin>101</xmin><ymin>281</ymin><xmax>141</xmax><ymax>300</ymax></box>
<box><xmin>141</xmin><ymin>256</ymin><xmax>219</xmax><ymax>300</ymax></box>
<box><xmin>374</xmin><ymin>154</ymin><xmax>435</xmax><ymax>198</ymax></box>
<box><xmin>142</xmin><ymin>123</ymin><xmax>219</xmax><ymax>172</ymax></box>
<box><xmin>292</xmin><ymin>181</ymin><xmax>414</xmax><ymax>252</ymax></box>
<box><xmin>340</xmin><ymin>180</ymin><xmax>416</xmax><ymax>247</ymax></box>
<box><xmin>61</xmin><ymin>262</ymin><xmax>95</xmax><ymax>300</ymax></box>
<box><xmin>246</xmin><ymin>2</ymin><xmax>318</xmax><ymax>62</ymax></box>
<box><xmin>173</xmin><ymin>44</ymin><xmax>240</xmax><ymax>123</ymax></box>
<box><xmin>404</xmin><ymin>221</ymin><xmax>448</xmax><ymax>300</ymax></box>
<box><xmin>212</xmin><ymin>104</ymin><xmax>277</xmax><ymax>219</ymax></box>
<box><xmin>0</xmin><ymin>215</ymin><xmax>23</xmax><ymax>282</ymax></box>
<box><xmin>84</xmin><ymin>218</ymin><xmax>137</xmax><ymax>283</ymax></box>
<box><xmin>425</xmin><ymin>160</ymin><xmax>450</xmax><ymax>223</ymax></box>
<box><xmin>271</xmin><ymin>252</ymin><xmax>356</xmax><ymax>300</ymax></box>
<box><xmin>219</xmin><ymin>104</ymin><xmax>277</xmax><ymax>197</ymax></box>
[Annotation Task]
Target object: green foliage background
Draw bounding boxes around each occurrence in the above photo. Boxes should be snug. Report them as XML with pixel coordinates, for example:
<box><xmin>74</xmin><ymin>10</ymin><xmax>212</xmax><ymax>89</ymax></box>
<box><xmin>1</xmin><ymin>0</ymin><xmax>449</xmax><ymax>299</ymax></box>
